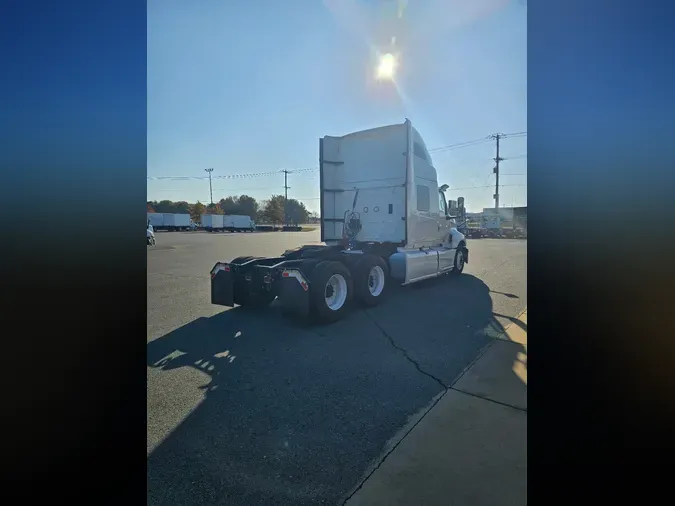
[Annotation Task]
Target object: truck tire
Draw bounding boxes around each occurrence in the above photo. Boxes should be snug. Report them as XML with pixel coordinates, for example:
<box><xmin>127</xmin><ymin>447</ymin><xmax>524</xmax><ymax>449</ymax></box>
<box><xmin>310</xmin><ymin>261</ymin><xmax>352</xmax><ymax>323</ymax></box>
<box><xmin>354</xmin><ymin>255</ymin><xmax>389</xmax><ymax>307</ymax></box>
<box><xmin>451</xmin><ymin>247</ymin><xmax>466</xmax><ymax>276</ymax></box>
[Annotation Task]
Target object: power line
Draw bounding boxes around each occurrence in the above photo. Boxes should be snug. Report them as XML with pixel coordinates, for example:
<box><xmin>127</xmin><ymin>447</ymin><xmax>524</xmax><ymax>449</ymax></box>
<box><xmin>295</xmin><ymin>184</ymin><xmax>526</xmax><ymax>199</ymax></box>
<box><xmin>147</xmin><ymin>131</ymin><xmax>526</xmax><ymax>180</ymax></box>
<box><xmin>428</xmin><ymin>136</ymin><xmax>492</xmax><ymax>153</ymax></box>
<box><xmin>445</xmin><ymin>184</ymin><xmax>526</xmax><ymax>191</ymax></box>
<box><xmin>427</xmin><ymin>131</ymin><xmax>526</xmax><ymax>153</ymax></box>
<box><xmin>147</xmin><ymin>167</ymin><xmax>317</xmax><ymax>181</ymax></box>
<box><xmin>214</xmin><ymin>185</ymin><xmax>283</xmax><ymax>192</ymax></box>
<box><xmin>148</xmin><ymin>170</ymin><xmax>278</xmax><ymax>181</ymax></box>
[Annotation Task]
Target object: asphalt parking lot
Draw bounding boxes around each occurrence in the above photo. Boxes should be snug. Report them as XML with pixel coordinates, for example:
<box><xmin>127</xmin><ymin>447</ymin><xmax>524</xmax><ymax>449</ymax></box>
<box><xmin>147</xmin><ymin>231</ymin><xmax>527</xmax><ymax>506</ymax></box>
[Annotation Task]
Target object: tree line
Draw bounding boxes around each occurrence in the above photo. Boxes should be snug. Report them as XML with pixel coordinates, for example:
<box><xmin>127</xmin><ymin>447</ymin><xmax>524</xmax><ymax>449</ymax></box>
<box><xmin>147</xmin><ymin>194</ymin><xmax>315</xmax><ymax>225</ymax></box>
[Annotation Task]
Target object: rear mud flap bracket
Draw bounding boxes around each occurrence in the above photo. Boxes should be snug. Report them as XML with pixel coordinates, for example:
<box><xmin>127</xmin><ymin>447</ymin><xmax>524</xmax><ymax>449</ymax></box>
<box><xmin>279</xmin><ymin>275</ymin><xmax>310</xmax><ymax>318</ymax></box>
<box><xmin>211</xmin><ymin>266</ymin><xmax>234</xmax><ymax>307</ymax></box>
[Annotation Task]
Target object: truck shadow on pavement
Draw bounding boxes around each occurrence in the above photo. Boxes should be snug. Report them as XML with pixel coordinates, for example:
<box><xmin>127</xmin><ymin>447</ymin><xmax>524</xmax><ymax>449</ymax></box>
<box><xmin>146</xmin><ymin>274</ymin><xmax>506</xmax><ymax>506</ymax></box>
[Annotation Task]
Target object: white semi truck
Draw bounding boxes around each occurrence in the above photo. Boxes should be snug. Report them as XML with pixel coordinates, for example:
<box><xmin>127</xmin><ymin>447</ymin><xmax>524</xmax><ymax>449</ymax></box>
<box><xmin>210</xmin><ymin>119</ymin><xmax>468</xmax><ymax>323</ymax></box>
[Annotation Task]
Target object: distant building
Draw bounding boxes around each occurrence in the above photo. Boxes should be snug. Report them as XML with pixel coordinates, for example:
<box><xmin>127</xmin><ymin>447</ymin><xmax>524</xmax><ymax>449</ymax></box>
<box><xmin>512</xmin><ymin>206</ymin><xmax>527</xmax><ymax>230</ymax></box>
<box><xmin>480</xmin><ymin>206</ymin><xmax>527</xmax><ymax>229</ymax></box>
<box><xmin>483</xmin><ymin>207</ymin><xmax>513</xmax><ymax>221</ymax></box>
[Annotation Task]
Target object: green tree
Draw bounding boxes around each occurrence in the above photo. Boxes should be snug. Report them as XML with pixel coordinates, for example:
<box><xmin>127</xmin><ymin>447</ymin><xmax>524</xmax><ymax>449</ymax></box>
<box><xmin>219</xmin><ymin>196</ymin><xmax>239</xmax><ymax>215</ymax></box>
<box><xmin>236</xmin><ymin>195</ymin><xmax>259</xmax><ymax>219</ymax></box>
<box><xmin>173</xmin><ymin>200</ymin><xmax>190</xmax><ymax>214</ymax></box>
<box><xmin>206</xmin><ymin>203</ymin><xmax>224</xmax><ymax>215</ymax></box>
<box><xmin>286</xmin><ymin>198</ymin><xmax>309</xmax><ymax>225</ymax></box>
<box><xmin>190</xmin><ymin>201</ymin><xmax>206</xmax><ymax>222</ymax></box>
<box><xmin>261</xmin><ymin>195</ymin><xmax>285</xmax><ymax>224</ymax></box>
<box><xmin>154</xmin><ymin>200</ymin><xmax>176</xmax><ymax>213</ymax></box>
<box><xmin>257</xmin><ymin>200</ymin><xmax>269</xmax><ymax>223</ymax></box>
<box><xmin>145</xmin><ymin>195</ymin><xmax>305</xmax><ymax>223</ymax></box>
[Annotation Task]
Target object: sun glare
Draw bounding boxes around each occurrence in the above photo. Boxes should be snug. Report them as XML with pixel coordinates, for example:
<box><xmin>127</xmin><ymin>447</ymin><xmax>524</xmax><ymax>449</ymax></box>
<box><xmin>376</xmin><ymin>53</ymin><xmax>397</xmax><ymax>81</ymax></box>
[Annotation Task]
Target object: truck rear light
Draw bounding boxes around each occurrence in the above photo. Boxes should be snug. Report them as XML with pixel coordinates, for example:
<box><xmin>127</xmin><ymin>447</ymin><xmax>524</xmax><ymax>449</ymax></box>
<box><xmin>282</xmin><ymin>269</ymin><xmax>309</xmax><ymax>291</ymax></box>
<box><xmin>210</xmin><ymin>263</ymin><xmax>230</xmax><ymax>279</ymax></box>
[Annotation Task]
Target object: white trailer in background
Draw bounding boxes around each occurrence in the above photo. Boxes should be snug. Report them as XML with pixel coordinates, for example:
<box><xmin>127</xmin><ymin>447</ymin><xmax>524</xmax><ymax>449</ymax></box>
<box><xmin>147</xmin><ymin>213</ymin><xmax>164</xmax><ymax>229</ymax></box>
<box><xmin>224</xmin><ymin>215</ymin><xmax>256</xmax><ymax>232</ymax></box>
<box><xmin>202</xmin><ymin>214</ymin><xmax>225</xmax><ymax>232</ymax></box>
<box><xmin>147</xmin><ymin>213</ymin><xmax>193</xmax><ymax>231</ymax></box>
<box><xmin>481</xmin><ymin>215</ymin><xmax>502</xmax><ymax>230</ymax></box>
<box><xmin>163</xmin><ymin>213</ymin><xmax>192</xmax><ymax>231</ymax></box>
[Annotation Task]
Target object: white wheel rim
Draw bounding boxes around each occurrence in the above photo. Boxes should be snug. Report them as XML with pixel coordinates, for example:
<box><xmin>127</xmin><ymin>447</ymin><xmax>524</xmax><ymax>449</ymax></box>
<box><xmin>325</xmin><ymin>274</ymin><xmax>348</xmax><ymax>311</ymax></box>
<box><xmin>367</xmin><ymin>266</ymin><xmax>386</xmax><ymax>297</ymax></box>
<box><xmin>455</xmin><ymin>250</ymin><xmax>464</xmax><ymax>270</ymax></box>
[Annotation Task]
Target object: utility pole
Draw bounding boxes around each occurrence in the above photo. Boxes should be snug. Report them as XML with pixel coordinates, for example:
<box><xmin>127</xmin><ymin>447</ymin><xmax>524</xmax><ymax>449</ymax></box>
<box><xmin>282</xmin><ymin>169</ymin><xmax>291</xmax><ymax>225</ymax></box>
<box><xmin>205</xmin><ymin>168</ymin><xmax>214</xmax><ymax>205</ymax></box>
<box><xmin>491</xmin><ymin>134</ymin><xmax>504</xmax><ymax>209</ymax></box>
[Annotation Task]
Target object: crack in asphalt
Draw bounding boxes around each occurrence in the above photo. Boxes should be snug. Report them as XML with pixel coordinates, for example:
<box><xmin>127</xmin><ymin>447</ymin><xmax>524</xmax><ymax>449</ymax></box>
<box><xmin>339</xmin><ymin>387</ymin><xmax>449</xmax><ymax>506</ymax></box>
<box><xmin>450</xmin><ymin>387</ymin><xmax>527</xmax><ymax>413</ymax></box>
<box><xmin>342</xmin><ymin>310</ymin><xmax>519</xmax><ymax>506</ymax></box>
<box><xmin>364</xmin><ymin>310</ymin><xmax>449</xmax><ymax>389</ymax></box>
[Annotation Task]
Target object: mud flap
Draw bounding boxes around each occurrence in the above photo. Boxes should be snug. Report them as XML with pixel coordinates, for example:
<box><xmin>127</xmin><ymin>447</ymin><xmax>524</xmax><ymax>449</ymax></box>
<box><xmin>279</xmin><ymin>276</ymin><xmax>310</xmax><ymax>318</ymax></box>
<box><xmin>211</xmin><ymin>265</ymin><xmax>234</xmax><ymax>307</ymax></box>
<box><xmin>464</xmin><ymin>248</ymin><xmax>469</xmax><ymax>264</ymax></box>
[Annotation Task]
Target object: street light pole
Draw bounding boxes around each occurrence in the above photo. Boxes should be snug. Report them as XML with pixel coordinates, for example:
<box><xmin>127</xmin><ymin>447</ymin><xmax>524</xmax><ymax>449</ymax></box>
<box><xmin>205</xmin><ymin>168</ymin><xmax>214</xmax><ymax>205</ymax></box>
<box><xmin>490</xmin><ymin>134</ymin><xmax>504</xmax><ymax>209</ymax></box>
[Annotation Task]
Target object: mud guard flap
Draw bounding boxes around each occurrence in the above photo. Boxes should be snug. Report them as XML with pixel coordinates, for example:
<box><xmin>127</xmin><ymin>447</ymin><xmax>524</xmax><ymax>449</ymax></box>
<box><xmin>279</xmin><ymin>276</ymin><xmax>310</xmax><ymax>318</ymax></box>
<box><xmin>464</xmin><ymin>248</ymin><xmax>469</xmax><ymax>264</ymax></box>
<box><xmin>211</xmin><ymin>267</ymin><xmax>234</xmax><ymax>307</ymax></box>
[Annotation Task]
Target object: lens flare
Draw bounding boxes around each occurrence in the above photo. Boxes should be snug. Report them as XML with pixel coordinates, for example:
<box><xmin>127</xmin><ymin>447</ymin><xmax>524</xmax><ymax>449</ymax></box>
<box><xmin>376</xmin><ymin>53</ymin><xmax>397</xmax><ymax>81</ymax></box>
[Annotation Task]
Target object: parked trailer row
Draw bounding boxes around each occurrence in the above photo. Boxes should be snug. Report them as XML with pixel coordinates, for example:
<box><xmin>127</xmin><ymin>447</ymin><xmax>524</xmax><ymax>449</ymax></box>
<box><xmin>147</xmin><ymin>213</ymin><xmax>196</xmax><ymax>231</ymax></box>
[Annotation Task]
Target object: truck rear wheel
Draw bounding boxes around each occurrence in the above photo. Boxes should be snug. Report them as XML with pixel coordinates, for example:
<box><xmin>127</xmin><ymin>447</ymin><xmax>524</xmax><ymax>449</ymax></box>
<box><xmin>354</xmin><ymin>255</ymin><xmax>389</xmax><ymax>307</ymax></box>
<box><xmin>310</xmin><ymin>261</ymin><xmax>352</xmax><ymax>323</ymax></box>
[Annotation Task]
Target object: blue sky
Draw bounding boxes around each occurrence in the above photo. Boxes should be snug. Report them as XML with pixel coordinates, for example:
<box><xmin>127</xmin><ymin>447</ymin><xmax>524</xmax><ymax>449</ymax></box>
<box><xmin>148</xmin><ymin>0</ymin><xmax>526</xmax><ymax>212</ymax></box>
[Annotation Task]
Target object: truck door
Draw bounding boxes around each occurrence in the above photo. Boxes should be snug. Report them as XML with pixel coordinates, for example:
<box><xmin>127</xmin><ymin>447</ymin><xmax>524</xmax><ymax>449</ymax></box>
<box><xmin>438</xmin><ymin>191</ymin><xmax>452</xmax><ymax>243</ymax></box>
<box><xmin>433</xmin><ymin>191</ymin><xmax>455</xmax><ymax>272</ymax></box>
